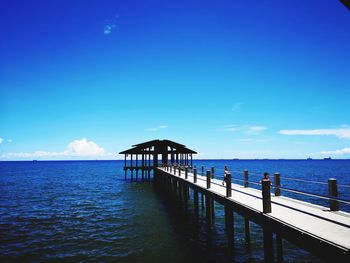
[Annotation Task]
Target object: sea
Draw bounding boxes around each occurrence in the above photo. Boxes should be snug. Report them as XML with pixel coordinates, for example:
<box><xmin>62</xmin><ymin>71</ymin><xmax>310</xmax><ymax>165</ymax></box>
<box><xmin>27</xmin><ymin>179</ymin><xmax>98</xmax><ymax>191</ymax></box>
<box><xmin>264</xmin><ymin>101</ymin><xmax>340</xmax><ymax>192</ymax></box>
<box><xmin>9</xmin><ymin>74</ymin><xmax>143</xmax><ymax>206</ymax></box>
<box><xmin>1</xmin><ymin>160</ymin><xmax>349</xmax><ymax>262</ymax></box>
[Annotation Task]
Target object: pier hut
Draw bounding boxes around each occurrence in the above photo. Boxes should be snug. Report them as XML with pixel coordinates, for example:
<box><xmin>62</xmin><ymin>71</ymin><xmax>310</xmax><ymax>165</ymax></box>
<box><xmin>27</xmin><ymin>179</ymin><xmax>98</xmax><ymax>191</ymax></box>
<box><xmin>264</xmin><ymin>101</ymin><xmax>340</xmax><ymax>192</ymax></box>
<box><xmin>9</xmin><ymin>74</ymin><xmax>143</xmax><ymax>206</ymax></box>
<box><xmin>119</xmin><ymin>139</ymin><xmax>197</xmax><ymax>181</ymax></box>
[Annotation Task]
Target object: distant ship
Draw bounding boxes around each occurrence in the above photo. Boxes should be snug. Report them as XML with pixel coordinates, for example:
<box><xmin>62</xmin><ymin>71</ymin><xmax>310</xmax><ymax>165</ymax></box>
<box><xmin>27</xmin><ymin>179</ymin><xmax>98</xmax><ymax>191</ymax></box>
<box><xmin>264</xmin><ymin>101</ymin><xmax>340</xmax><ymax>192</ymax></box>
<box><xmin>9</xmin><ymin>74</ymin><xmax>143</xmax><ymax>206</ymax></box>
<box><xmin>307</xmin><ymin>157</ymin><xmax>313</xmax><ymax>160</ymax></box>
<box><xmin>323</xmin><ymin>157</ymin><xmax>332</xmax><ymax>160</ymax></box>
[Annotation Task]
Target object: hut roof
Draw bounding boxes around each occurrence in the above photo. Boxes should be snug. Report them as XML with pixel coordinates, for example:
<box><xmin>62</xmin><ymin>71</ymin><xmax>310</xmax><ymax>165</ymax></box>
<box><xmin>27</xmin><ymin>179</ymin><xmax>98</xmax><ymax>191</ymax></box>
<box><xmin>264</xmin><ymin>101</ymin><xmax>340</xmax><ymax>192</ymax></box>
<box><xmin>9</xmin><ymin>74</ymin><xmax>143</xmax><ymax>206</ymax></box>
<box><xmin>119</xmin><ymin>139</ymin><xmax>197</xmax><ymax>154</ymax></box>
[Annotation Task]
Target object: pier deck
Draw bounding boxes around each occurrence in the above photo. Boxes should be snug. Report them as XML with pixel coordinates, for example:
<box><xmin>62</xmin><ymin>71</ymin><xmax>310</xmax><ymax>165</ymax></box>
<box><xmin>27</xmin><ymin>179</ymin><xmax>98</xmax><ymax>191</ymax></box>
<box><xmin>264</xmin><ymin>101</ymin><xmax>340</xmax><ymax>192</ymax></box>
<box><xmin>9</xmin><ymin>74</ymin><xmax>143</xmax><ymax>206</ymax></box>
<box><xmin>157</xmin><ymin>167</ymin><xmax>350</xmax><ymax>261</ymax></box>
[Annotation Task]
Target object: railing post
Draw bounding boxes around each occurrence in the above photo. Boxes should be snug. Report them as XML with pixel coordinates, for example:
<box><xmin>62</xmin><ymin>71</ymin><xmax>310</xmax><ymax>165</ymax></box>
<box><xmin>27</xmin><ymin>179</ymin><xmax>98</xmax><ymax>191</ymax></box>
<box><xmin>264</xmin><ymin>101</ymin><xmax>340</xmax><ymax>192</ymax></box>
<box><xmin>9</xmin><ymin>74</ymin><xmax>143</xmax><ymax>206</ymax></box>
<box><xmin>262</xmin><ymin>179</ymin><xmax>272</xmax><ymax>213</ymax></box>
<box><xmin>185</xmin><ymin>166</ymin><xmax>188</xmax><ymax>179</ymax></box>
<box><xmin>170</xmin><ymin>165</ymin><xmax>172</xmax><ymax>173</ymax></box>
<box><xmin>211</xmin><ymin>167</ymin><xmax>215</xmax><ymax>178</ymax></box>
<box><xmin>274</xmin><ymin>172</ymin><xmax>281</xmax><ymax>196</ymax></box>
<box><xmin>206</xmin><ymin>170</ymin><xmax>211</xmax><ymax>189</ymax></box>
<box><xmin>201</xmin><ymin>166</ymin><xmax>204</xmax><ymax>176</ymax></box>
<box><xmin>328</xmin><ymin>178</ymin><xmax>339</xmax><ymax>211</ymax></box>
<box><xmin>178</xmin><ymin>165</ymin><xmax>181</xmax><ymax>177</ymax></box>
<box><xmin>244</xmin><ymin>169</ymin><xmax>249</xmax><ymax>188</ymax></box>
<box><xmin>193</xmin><ymin>168</ymin><xmax>197</xmax><ymax>183</ymax></box>
<box><xmin>226</xmin><ymin>172</ymin><xmax>232</xmax><ymax>197</ymax></box>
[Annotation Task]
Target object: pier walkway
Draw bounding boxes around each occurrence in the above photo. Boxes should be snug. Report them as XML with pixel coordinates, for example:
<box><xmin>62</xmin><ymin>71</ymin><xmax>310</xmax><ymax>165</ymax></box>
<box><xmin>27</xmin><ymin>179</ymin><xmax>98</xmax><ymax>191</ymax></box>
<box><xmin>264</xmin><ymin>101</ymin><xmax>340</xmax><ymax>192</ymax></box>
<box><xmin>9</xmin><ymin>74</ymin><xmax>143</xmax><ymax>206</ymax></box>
<box><xmin>156</xmin><ymin>166</ymin><xmax>350</xmax><ymax>262</ymax></box>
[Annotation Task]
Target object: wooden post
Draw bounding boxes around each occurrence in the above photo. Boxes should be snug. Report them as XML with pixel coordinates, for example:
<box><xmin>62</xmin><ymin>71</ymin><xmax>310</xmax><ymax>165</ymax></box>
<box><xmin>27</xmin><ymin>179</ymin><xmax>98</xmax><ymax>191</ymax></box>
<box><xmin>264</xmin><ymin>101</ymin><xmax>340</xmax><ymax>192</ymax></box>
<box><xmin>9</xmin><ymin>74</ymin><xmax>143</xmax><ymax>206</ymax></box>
<box><xmin>226</xmin><ymin>172</ymin><xmax>232</xmax><ymax>197</ymax></box>
<box><xmin>262</xmin><ymin>179</ymin><xmax>272</xmax><ymax>213</ymax></box>
<box><xmin>178</xmin><ymin>165</ymin><xmax>181</xmax><ymax>177</ymax></box>
<box><xmin>274</xmin><ymin>172</ymin><xmax>281</xmax><ymax>196</ymax></box>
<box><xmin>206</xmin><ymin>170</ymin><xmax>211</xmax><ymax>189</ymax></box>
<box><xmin>263</xmin><ymin>227</ymin><xmax>274</xmax><ymax>263</ymax></box>
<box><xmin>190</xmin><ymin>153</ymin><xmax>193</xmax><ymax>167</ymax></box>
<box><xmin>193</xmin><ymin>168</ymin><xmax>197</xmax><ymax>183</ymax></box>
<box><xmin>244</xmin><ymin>169</ymin><xmax>249</xmax><ymax>188</ymax></box>
<box><xmin>211</xmin><ymin>167</ymin><xmax>214</xmax><ymax>178</ymax></box>
<box><xmin>276</xmin><ymin>234</ymin><xmax>283</xmax><ymax>263</ymax></box>
<box><xmin>124</xmin><ymin>169</ymin><xmax>127</xmax><ymax>180</ymax></box>
<box><xmin>244</xmin><ymin>218</ymin><xmax>250</xmax><ymax>244</ymax></box>
<box><xmin>185</xmin><ymin>166</ymin><xmax>188</xmax><ymax>179</ymax></box>
<box><xmin>201</xmin><ymin>166</ymin><xmax>204</xmax><ymax>176</ymax></box>
<box><xmin>328</xmin><ymin>178</ymin><xmax>339</xmax><ymax>211</ymax></box>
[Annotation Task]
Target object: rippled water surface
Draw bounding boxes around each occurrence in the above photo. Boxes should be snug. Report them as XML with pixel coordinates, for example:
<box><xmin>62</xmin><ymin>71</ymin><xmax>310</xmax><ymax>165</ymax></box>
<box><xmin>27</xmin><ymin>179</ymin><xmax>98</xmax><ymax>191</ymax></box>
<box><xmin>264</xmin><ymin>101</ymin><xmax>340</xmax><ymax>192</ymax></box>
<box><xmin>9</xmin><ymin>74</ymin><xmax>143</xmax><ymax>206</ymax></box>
<box><xmin>1</xmin><ymin>160</ymin><xmax>349</xmax><ymax>262</ymax></box>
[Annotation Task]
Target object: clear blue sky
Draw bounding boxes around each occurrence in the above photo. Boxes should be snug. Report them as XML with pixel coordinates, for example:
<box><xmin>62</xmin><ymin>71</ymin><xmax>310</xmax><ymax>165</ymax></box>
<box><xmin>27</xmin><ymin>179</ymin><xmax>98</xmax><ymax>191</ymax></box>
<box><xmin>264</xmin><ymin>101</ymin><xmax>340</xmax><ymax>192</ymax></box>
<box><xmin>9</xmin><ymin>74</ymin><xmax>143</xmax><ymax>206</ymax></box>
<box><xmin>1</xmin><ymin>0</ymin><xmax>349</xmax><ymax>160</ymax></box>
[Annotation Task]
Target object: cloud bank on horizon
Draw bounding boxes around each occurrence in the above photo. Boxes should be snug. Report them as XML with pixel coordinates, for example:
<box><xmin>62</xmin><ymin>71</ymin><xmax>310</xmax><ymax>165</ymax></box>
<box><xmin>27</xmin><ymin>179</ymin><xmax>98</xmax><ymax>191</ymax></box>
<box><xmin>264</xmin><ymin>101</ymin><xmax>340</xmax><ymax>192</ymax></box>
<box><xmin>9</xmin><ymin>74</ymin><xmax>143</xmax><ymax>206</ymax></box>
<box><xmin>0</xmin><ymin>138</ymin><xmax>113</xmax><ymax>160</ymax></box>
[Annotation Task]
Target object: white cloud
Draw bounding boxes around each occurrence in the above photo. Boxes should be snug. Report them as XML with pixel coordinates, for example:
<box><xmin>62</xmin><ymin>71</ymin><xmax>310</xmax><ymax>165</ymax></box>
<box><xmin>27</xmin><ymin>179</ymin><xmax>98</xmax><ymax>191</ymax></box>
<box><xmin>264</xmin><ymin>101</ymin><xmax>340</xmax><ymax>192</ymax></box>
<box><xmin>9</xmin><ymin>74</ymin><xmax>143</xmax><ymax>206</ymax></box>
<box><xmin>245</xmin><ymin>126</ymin><xmax>267</xmax><ymax>134</ymax></box>
<box><xmin>103</xmin><ymin>15</ymin><xmax>119</xmax><ymax>35</ymax></box>
<box><xmin>147</xmin><ymin>125</ymin><xmax>168</xmax><ymax>131</ymax></box>
<box><xmin>67</xmin><ymin>138</ymin><xmax>105</xmax><ymax>156</ymax></box>
<box><xmin>223</xmin><ymin>125</ymin><xmax>238</xmax><ymax>132</ymax></box>
<box><xmin>0</xmin><ymin>137</ymin><xmax>3</xmax><ymax>144</ymax></box>
<box><xmin>103</xmin><ymin>24</ymin><xmax>115</xmax><ymax>35</ymax></box>
<box><xmin>279</xmin><ymin>128</ymin><xmax>350</xmax><ymax>139</ymax></box>
<box><xmin>238</xmin><ymin>138</ymin><xmax>268</xmax><ymax>142</ymax></box>
<box><xmin>320</xmin><ymin>147</ymin><xmax>350</xmax><ymax>155</ymax></box>
<box><xmin>224</xmin><ymin>125</ymin><xmax>267</xmax><ymax>134</ymax></box>
<box><xmin>0</xmin><ymin>138</ymin><xmax>112</xmax><ymax>160</ymax></box>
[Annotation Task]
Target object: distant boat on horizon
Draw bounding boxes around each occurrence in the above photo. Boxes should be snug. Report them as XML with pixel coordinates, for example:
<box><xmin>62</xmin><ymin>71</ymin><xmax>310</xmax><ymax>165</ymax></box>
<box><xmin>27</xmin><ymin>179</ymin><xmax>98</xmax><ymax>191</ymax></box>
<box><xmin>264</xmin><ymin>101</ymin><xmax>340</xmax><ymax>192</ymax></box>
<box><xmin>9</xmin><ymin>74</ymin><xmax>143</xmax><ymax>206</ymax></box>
<box><xmin>307</xmin><ymin>157</ymin><xmax>313</xmax><ymax>160</ymax></box>
<box><xmin>323</xmin><ymin>157</ymin><xmax>332</xmax><ymax>160</ymax></box>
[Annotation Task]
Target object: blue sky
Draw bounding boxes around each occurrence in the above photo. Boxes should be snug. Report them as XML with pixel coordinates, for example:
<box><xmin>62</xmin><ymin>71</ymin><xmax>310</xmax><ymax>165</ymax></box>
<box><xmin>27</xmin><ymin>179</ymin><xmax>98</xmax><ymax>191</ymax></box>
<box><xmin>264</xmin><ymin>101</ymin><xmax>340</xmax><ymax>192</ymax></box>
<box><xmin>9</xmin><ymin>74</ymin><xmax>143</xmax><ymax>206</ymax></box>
<box><xmin>0</xmin><ymin>0</ymin><xmax>349</xmax><ymax>160</ymax></box>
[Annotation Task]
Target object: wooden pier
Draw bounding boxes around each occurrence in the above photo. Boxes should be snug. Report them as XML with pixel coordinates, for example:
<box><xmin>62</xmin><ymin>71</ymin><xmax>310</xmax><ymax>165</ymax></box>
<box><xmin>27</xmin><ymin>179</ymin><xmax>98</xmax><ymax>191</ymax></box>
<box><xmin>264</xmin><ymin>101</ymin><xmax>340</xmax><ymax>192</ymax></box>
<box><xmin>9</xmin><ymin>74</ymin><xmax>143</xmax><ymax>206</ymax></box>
<box><xmin>120</xmin><ymin>140</ymin><xmax>350</xmax><ymax>262</ymax></box>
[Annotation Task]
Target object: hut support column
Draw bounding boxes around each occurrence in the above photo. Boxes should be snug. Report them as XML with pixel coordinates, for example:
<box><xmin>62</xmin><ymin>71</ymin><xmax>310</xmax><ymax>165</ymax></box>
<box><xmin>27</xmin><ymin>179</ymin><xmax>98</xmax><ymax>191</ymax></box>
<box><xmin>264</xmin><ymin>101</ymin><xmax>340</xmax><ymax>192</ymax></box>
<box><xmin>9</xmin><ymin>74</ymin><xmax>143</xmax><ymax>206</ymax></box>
<box><xmin>131</xmin><ymin>154</ymin><xmax>133</xmax><ymax>181</ymax></box>
<box><xmin>142</xmin><ymin>154</ymin><xmax>145</xmax><ymax>181</ymax></box>
<box><xmin>136</xmin><ymin>154</ymin><xmax>138</xmax><ymax>181</ymax></box>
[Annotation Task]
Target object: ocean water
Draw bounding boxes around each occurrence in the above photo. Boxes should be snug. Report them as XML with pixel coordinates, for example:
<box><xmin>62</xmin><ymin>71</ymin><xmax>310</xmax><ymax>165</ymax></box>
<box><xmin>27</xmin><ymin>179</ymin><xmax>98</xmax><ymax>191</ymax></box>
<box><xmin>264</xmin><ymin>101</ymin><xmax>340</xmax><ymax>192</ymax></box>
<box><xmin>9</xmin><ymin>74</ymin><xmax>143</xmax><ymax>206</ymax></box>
<box><xmin>1</xmin><ymin>160</ymin><xmax>349</xmax><ymax>262</ymax></box>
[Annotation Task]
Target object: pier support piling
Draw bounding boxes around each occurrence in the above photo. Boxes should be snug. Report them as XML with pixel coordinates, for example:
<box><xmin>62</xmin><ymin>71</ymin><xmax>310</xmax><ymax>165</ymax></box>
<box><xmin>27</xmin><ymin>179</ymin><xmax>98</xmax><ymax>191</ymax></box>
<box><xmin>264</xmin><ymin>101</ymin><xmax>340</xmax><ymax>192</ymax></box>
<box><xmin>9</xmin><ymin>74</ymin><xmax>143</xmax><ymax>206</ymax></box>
<box><xmin>276</xmin><ymin>234</ymin><xmax>284</xmax><ymax>263</ymax></box>
<box><xmin>225</xmin><ymin>204</ymin><xmax>234</xmax><ymax>247</ymax></box>
<box><xmin>205</xmin><ymin>195</ymin><xmax>212</xmax><ymax>226</ymax></box>
<box><xmin>263</xmin><ymin>227</ymin><xmax>274</xmax><ymax>263</ymax></box>
<box><xmin>244</xmin><ymin>217</ymin><xmax>250</xmax><ymax>244</ymax></box>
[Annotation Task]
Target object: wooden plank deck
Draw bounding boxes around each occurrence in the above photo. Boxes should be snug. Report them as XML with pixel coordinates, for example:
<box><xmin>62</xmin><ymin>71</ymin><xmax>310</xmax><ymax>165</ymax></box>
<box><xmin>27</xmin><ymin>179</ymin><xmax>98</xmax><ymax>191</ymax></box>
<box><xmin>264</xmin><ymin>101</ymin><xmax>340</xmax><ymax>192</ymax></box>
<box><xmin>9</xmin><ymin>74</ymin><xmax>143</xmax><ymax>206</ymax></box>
<box><xmin>157</xmin><ymin>167</ymin><xmax>350</xmax><ymax>261</ymax></box>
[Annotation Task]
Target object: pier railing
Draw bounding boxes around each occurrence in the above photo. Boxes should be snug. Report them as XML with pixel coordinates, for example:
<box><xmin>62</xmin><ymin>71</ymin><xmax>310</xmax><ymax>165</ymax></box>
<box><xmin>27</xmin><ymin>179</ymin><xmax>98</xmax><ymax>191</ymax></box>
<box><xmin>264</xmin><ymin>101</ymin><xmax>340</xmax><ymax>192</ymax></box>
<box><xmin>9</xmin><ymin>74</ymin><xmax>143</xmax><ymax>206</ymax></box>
<box><xmin>163</xmin><ymin>164</ymin><xmax>350</xmax><ymax>213</ymax></box>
